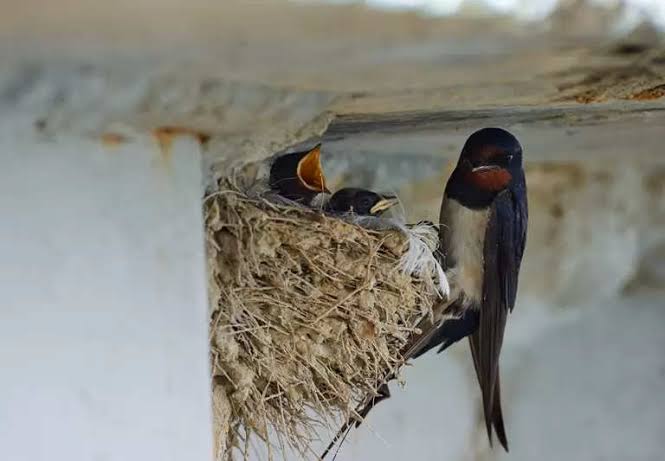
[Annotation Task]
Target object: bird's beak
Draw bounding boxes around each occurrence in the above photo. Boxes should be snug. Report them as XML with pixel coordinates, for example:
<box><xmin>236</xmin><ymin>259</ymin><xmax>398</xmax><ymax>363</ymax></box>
<box><xmin>471</xmin><ymin>165</ymin><xmax>502</xmax><ymax>173</ymax></box>
<box><xmin>370</xmin><ymin>195</ymin><xmax>399</xmax><ymax>215</ymax></box>
<box><xmin>297</xmin><ymin>144</ymin><xmax>329</xmax><ymax>193</ymax></box>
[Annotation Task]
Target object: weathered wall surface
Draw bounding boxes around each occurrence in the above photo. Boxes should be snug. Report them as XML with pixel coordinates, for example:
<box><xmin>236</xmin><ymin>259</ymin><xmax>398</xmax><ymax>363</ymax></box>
<box><xmin>1</xmin><ymin>1</ymin><xmax>663</xmax><ymax>460</ymax></box>
<box><xmin>0</xmin><ymin>137</ymin><xmax>213</xmax><ymax>461</ymax></box>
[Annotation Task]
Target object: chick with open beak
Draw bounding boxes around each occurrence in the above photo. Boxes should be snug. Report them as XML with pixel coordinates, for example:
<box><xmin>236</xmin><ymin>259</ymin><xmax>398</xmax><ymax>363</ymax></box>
<box><xmin>269</xmin><ymin>144</ymin><xmax>330</xmax><ymax>205</ymax></box>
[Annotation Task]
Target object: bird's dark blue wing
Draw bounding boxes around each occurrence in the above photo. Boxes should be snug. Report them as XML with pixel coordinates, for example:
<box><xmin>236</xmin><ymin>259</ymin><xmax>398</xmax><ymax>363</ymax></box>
<box><xmin>471</xmin><ymin>184</ymin><xmax>527</xmax><ymax>451</ymax></box>
<box><xmin>500</xmin><ymin>181</ymin><xmax>528</xmax><ymax>311</ymax></box>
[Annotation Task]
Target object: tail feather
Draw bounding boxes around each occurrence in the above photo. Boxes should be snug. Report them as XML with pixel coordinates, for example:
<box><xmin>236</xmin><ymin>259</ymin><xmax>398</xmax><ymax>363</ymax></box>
<box><xmin>468</xmin><ymin>331</ymin><xmax>509</xmax><ymax>452</ymax></box>
<box><xmin>492</xmin><ymin>376</ymin><xmax>509</xmax><ymax>451</ymax></box>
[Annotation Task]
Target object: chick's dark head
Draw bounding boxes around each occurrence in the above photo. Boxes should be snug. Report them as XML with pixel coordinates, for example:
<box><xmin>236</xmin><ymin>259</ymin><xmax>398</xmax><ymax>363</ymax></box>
<box><xmin>326</xmin><ymin>188</ymin><xmax>398</xmax><ymax>216</ymax></box>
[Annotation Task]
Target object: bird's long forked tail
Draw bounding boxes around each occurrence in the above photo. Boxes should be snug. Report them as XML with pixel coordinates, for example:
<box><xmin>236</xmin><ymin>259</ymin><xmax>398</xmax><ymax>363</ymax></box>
<box><xmin>491</xmin><ymin>377</ymin><xmax>508</xmax><ymax>451</ymax></box>
<box><xmin>468</xmin><ymin>329</ymin><xmax>509</xmax><ymax>451</ymax></box>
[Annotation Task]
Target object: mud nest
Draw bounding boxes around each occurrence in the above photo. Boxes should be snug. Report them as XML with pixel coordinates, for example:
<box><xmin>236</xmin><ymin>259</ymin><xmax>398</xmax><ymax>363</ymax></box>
<box><xmin>206</xmin><ymin>184</ymin><xmax>444</xmax><ymax>460</ymax></box>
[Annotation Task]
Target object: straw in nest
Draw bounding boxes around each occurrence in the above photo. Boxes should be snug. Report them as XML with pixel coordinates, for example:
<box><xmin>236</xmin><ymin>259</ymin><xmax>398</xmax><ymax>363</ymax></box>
<box><xmin>206</xmin><ymin>185</ymin><xmax>446</xmax><ymax>460</ymax></box>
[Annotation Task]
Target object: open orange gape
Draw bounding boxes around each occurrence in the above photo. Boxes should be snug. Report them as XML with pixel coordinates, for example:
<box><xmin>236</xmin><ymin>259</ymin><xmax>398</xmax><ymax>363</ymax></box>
<box><xmin>295</xmin><ymin>144</ymin><xmax>329</xmax><ymax>193</ymax></box>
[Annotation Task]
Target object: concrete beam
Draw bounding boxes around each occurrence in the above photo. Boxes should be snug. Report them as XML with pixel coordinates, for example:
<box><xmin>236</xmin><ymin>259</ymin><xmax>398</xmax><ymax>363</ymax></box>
<box><xmin>323</xmin><ymin>101</ymin><xmax>665</xmax><ymax>163</ymax></box>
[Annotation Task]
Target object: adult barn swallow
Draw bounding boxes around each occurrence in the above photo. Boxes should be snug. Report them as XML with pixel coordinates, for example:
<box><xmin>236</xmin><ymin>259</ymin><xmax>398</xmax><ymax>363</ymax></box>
<box><xmin>412</xmin><ymin>127</ymin><xmax>528</xmax><ymax>451</ymax></box>
<box><xmin>269</xmin><ymin>144</ymin><xmax>329</xmax><ymax>204</ymax></box>
<box><xmin>320</xmin><ymin>128</ymin><xmax>527</xmax><ymax>459</ymax></box>
<box><xmin>325</xmin><ymin>187</ymin><xmax>399</xmax><ymax>216</ymax></box>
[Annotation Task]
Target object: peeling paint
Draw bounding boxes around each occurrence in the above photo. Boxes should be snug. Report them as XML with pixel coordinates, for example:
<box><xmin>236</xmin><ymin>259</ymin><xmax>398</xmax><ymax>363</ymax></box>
<box><xmin>630</xmin><ymin>84</ymin><xmax>665</xmax><ymax>100</ymax></box>
<box><xmin>153</xmin><ymin>126</ymin><xmax>211</xmax><ymax>147</ymax></box>
<box><xmin>153</xmin><ymin>126</ymin><xmax>210</xmax><ymax>166</ymax></box>
<box><xmin>100</xmin><ymin>132</ymin><xmax>128</xmax><ymax>147</ymax></box>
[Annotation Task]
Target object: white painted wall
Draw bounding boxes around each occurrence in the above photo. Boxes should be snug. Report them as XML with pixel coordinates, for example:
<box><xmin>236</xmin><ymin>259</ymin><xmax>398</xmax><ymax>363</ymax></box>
<box><xmin>0</xmin><ymin>136</ymin><xmax>213</xmax><ymax>461</ymax></box>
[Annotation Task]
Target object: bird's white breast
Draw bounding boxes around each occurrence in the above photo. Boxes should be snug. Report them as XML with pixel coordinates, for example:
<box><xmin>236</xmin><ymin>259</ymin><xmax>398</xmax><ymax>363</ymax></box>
<box><xmin>441</xmin><ymin>198</ymin><xmax>490</xmax><ymax>307</ymax></box>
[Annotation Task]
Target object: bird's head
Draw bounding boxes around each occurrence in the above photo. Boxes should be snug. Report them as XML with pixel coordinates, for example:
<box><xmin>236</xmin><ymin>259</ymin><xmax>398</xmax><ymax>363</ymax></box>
<box><xmin>327</xmin><ymin>188</ymin><xmax>399</xmax><ymax>216</ymax></box>
<box><xmin>269</xmin><ymin>144</ymin><xmax>330</xmax><ymax>200</ymax></box>
<box><xmin>456</xmin><ymin>128</ymin><xmax>523</xmax><ymax>192</ymax></box>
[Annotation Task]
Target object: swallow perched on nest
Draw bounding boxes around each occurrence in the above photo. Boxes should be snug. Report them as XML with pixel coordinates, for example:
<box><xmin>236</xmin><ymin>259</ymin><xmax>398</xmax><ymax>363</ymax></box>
<box><xmin>411</xmin><ymin>127</ymin><xmax>527</xmax><ymax>451</ymax></box>
<box><xmin>321</xmin><ymin>127</ymin><xmax>527</xmax><ymax>458</ymax></box>
<box><xmin>269</xmin><ymin>144</ymin><xmax>329</xmax><ymax>205</ymax></box>
<box><xmin>325</xmin><ymin>187</ymin><xmax>399</xmax><ymax>216</ymax></box>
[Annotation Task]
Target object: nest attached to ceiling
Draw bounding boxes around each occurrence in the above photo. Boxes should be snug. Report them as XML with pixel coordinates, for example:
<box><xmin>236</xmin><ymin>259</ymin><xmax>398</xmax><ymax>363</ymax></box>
<box><xmin>205</xmin><ymin>180</ymin><xmax>445</xmax><ymax>460</ymax></box>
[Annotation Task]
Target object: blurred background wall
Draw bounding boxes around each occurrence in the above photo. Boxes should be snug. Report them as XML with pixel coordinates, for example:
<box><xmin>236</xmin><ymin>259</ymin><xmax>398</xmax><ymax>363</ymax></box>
<box><xmin>1</xmin><ymin>0</ymin><xmax>663</xmax><ymax>460</ymax></box>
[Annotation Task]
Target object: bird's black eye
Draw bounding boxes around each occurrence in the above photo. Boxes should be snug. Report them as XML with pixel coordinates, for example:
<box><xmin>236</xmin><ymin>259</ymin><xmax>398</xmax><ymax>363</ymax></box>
<box><xmin>495</xmin><ymin>153</ymin><xmax>513</xmax><ymax>167</ymax></box>
<box><xmin>360</xmin><ymin>197</ymin><xmax>373</xmax><ymax>209</ymax></box>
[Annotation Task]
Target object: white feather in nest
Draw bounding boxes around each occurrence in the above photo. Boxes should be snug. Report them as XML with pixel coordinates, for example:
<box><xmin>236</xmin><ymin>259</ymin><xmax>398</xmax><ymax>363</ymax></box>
<box><xmin>350</xmin><ymin>215</ymin><xmax>450</xmax><ymax>300</ymax></box>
